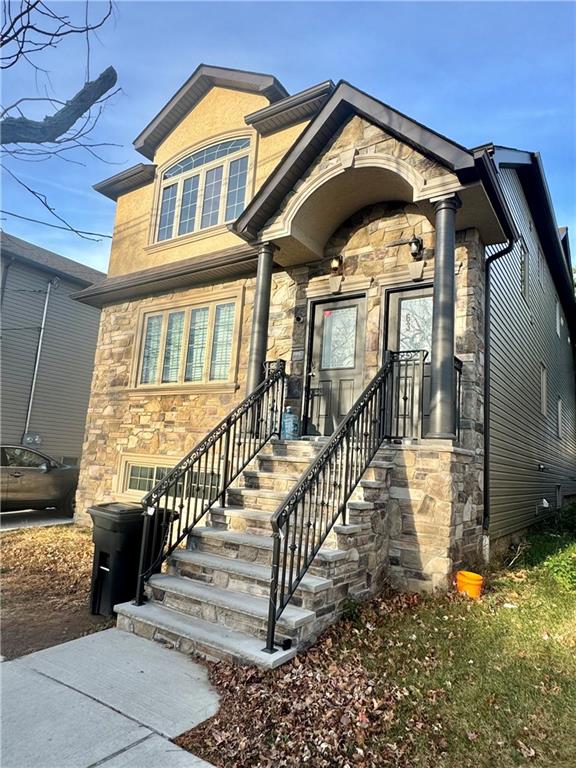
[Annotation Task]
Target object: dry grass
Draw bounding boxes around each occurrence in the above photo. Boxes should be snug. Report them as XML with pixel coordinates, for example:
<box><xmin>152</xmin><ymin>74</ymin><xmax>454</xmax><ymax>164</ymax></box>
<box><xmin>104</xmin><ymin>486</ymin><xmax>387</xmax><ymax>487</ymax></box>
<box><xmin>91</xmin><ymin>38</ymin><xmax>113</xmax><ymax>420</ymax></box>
<box><xmin>1</xmin><ymin>525</ymin><xmax>113</xmax><ymax>659</ymax></box>
<box><xmin>177</xmin><ymin>528</ymin><xmax>576</xmax><ymax>768</ymax></box>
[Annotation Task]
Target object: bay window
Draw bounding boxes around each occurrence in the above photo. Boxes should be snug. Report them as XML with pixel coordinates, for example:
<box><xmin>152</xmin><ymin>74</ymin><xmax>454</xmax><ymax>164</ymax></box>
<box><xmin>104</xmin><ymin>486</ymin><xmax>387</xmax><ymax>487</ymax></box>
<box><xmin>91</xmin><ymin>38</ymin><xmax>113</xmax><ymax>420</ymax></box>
<box><xmin>156</xmin><ymin>138</ymin><xmax>250</xmax><ymax>242</ymax></box>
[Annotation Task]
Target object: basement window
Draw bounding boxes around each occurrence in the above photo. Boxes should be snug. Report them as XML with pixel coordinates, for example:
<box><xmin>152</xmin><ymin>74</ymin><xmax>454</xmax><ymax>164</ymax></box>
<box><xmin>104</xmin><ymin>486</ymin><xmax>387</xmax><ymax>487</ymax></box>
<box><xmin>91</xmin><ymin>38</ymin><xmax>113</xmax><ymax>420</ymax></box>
<box><xmin>123</xmin><ymin>460</ymin><xmax>219</xmax><ymax>498</ymax></box>
<box><xmin>156</xmin><ymin>138</ymin><xmax>250</xmax><ymax>241</ymax></box>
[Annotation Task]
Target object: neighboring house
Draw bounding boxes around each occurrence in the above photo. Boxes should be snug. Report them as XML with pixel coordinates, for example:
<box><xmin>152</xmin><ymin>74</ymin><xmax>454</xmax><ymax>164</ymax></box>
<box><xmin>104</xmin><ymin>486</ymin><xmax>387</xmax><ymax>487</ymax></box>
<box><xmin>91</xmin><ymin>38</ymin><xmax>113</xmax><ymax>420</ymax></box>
<box><xmin>73</xmin><ymin>65</ymin><xmax>576</xmax><ymax>667</ymax></box>
<box><xmin>1</xmin><ymin>232</ymin><xmax>104</xmax><ymax>463</ymax></box>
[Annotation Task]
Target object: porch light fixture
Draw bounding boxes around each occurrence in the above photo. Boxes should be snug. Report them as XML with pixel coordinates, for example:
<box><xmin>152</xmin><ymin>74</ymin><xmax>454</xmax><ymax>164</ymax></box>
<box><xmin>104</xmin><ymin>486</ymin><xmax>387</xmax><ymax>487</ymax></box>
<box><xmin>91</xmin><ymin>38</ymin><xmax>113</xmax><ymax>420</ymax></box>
<box><xmin>409</xmin><ymin>236</ymin><xmax>423</xmax><ymax>260</ymax></box>
<box><xmin>330</xmin><ymin>254</ymin><xmax>343</xmax><ymax>274</ymax></box>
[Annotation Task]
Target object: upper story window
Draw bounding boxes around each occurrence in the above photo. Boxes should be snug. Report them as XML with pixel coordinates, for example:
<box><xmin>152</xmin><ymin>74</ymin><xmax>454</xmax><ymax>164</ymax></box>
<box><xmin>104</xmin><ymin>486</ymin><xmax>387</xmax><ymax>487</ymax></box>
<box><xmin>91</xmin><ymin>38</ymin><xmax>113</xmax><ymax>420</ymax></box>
<box><xmin>156</xmin><ymin>138</ymin><xmax>250</xmax><ymax>242</ymax></box>
<box><xmin>540</xmin><ymin>363</ymin><xmax>547</xmax><ymax>416</ymax></box>
<box><xmin>519</xmin><ymin>239</ymin><xmax>529</xmax><ymax>301</ymax></box>
<box><xmin>537</xmin><ymin>248</ymin><xmax>544</xmax><ymax>286</ymax></box>
<box><xmin>138</xmin><ymin>299</ymin><xmax>237</xmax><ymax>387</ymax></box>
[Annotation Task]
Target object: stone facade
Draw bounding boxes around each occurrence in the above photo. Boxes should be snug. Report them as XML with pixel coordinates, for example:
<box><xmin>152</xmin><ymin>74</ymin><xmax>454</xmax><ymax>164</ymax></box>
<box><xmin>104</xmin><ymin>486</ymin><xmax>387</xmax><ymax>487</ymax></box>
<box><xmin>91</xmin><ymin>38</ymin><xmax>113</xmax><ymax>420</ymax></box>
<box><xmin>77</xmin><ymin>113</ymin><xmax>486</xmax><ymax>593</ymax></box>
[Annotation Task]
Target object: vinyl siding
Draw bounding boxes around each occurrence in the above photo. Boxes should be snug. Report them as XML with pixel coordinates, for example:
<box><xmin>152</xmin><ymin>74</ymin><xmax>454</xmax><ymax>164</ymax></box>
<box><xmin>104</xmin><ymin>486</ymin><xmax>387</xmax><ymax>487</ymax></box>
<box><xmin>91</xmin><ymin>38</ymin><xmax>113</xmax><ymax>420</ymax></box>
<box><xmin>488</xmin><ymin>168</ymin><xmax>576</xmax><ymax>538</ymax></box>
<box><xmin>0</xmin><ymin>259</ymin><xmax>101</xmax><ymax>460</ymax></box>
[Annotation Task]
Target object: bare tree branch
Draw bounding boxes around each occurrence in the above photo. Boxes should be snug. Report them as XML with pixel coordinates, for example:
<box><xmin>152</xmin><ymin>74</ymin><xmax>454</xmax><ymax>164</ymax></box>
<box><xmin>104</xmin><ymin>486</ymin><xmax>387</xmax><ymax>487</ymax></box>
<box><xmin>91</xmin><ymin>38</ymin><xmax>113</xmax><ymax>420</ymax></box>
<box><xmin>0</xmin><ymin>65</ymin><xmax>117</xmax><ymax>143</ymax></box>
<box><xmin>1</xmin><ymin>209</ymin><xmax>112</xmax><ymax>239</ymax></box>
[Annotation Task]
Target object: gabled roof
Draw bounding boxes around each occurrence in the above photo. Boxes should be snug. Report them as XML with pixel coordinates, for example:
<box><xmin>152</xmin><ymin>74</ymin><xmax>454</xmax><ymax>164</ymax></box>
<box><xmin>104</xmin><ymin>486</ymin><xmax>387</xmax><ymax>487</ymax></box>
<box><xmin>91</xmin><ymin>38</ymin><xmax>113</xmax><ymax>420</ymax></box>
<box><xmin>134</xmin><ymin>64</ymin><xmax>289</xmax><ymax>160</ymax></box>
<box><xmin>245</xmin><ymin>80</ymin><xmax>335</xmax><ymax>135</ymax></box>
<box><xmin>94</xmin><ymin>163</ymin><xmax>156</xmax><ymax>201</ymax></box>
<box><xmin>233</xmin><ymin>80</ymin><xmax>479</xmax><ymax>241</ymax></box>
<box><xmin>0</xmin><ymin>231</ymin><xmax>105</xmax><ymax>286</ymax></box>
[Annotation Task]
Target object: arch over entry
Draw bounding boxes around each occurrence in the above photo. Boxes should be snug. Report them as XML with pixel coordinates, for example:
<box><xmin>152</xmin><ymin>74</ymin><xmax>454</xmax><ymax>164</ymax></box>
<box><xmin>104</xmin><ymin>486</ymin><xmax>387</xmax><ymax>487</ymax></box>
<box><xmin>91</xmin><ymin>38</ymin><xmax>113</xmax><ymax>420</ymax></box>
<box><xmin>261</xmin><ymin>153</ymin><xmax>429</xmax><ymax>264</ymax></box>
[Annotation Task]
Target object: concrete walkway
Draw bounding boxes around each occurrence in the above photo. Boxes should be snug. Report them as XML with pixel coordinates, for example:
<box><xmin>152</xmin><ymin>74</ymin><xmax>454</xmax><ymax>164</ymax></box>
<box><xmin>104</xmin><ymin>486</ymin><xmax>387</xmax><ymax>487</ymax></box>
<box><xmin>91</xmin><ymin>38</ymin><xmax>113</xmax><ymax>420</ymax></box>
<box><xmin>1</xmin><ymin>629</ymin><xmax>219</xmax><ymax>768</ymax></box>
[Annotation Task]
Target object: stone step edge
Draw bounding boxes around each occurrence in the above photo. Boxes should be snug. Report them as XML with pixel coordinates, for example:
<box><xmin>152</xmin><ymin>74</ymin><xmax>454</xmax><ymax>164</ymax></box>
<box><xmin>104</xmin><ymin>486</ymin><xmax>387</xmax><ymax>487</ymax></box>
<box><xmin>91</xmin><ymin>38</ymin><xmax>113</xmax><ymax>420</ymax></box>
<box><xmin>228</xmin><ymin>487</ymin><xmax>289</xmax><ymax>500</ymax></box>
<box><xmin>169</xmin><ymin>549</ymin><xmax>332</xmax><ymax>593</ymax></box>
<box><xmin>240</xmin><ymin>469</ymin><xmax>302</xmax><ymax>482</ymax></box>
<box><xmin>209</xmin><ymin>505</ymin><xmax>272</xmax><ymax>521</ymax></box>
<box><xmin>190</xmin><ymin>527</ymin><xmax>350</xmax><ymax>561</ymax></box>
<box><xmin>116</xmin><ymin>600</ymin><xmax>297</xmax><ymax>669</ymax></box>
<box><xmin>147</xmin><ymin>574</ymin><xmax>314</xmax><ymax>629</ymax></box>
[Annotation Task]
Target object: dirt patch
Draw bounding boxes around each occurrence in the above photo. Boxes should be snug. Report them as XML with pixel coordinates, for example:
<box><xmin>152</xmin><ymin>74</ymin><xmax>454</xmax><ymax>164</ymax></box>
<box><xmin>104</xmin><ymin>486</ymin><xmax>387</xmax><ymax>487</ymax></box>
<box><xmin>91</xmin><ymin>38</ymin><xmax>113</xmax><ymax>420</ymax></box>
<box><xmin>1</xmin><ymin>525</ymin><xmax>114</xmax><ymax>660</ymax></box>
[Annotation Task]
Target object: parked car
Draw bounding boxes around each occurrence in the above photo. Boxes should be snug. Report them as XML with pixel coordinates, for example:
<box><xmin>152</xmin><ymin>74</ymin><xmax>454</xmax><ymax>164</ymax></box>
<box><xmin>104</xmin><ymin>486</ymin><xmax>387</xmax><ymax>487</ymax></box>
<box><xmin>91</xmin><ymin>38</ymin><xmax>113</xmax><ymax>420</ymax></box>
<box><xmin>0</xmin><ymin>446</ymin><xmax>78</xmax><ymax>515</ymax></box>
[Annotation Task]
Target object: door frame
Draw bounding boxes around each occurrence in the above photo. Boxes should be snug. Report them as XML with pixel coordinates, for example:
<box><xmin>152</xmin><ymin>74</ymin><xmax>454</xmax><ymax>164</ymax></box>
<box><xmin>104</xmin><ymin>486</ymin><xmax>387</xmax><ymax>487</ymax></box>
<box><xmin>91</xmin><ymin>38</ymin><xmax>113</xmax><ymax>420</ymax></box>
<box><xmin>301</xmin><ymin>292</ymin><xmax>367</xmax><ymax>436</ymax></box>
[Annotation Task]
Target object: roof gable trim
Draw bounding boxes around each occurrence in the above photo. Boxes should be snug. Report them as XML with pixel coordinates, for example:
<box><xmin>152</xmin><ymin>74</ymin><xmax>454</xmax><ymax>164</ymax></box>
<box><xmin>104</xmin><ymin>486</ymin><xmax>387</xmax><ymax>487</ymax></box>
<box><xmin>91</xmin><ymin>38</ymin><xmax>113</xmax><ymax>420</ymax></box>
<box><xmin>233</xmin><ymin>80</ymin><xmax>475</xmax><ymax>239</ymax></box>
<box><xmin>134</xmin><ymin>64</ymin><xmax>289</xmax><ymax>160</ymax></box>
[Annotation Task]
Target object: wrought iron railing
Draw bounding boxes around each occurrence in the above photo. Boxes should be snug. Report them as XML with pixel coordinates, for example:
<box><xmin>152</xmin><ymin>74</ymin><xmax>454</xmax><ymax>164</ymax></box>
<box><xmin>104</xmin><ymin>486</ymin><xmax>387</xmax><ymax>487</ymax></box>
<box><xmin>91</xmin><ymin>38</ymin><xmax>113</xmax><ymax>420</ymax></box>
<box><xmin>134</xmin><ymin>360</ymin><xmax>286</xmax><ymax>604</ymax></box>
<box><xmin>264</xmin><ymin>359</ymin><xmax>391</xmax><ymax>653</ymax></box>
<box><xmin>385</xmin><ymin>350</ymin><xmax>429</xmax><ymax>439</ymax></box>
<box><xmin>385</xmin><ymin>350</ymin><xmax>463</xmax><ymax>441</ymax></box>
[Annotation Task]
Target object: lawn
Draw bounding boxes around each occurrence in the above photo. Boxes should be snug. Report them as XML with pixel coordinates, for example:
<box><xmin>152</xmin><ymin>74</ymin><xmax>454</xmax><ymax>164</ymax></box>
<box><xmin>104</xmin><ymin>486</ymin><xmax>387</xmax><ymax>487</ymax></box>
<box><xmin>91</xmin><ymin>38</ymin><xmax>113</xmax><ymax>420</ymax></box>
<box><xmin>0</xmin><ymin>525</ymin><xmax>113</xmax><ymax>659</ymax></box>
<box><xmin>177</xmin><ymin>513</ymin><xmax>576</xmax><ymax>768</ymax></box>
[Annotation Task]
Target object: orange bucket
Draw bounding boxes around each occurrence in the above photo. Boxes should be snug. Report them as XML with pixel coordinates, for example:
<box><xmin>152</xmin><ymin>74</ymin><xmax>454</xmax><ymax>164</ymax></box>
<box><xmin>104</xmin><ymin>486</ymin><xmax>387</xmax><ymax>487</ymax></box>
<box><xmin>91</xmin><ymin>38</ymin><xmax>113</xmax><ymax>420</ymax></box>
<box><xmin>455</xmin><ymin>570</ymin><xmax>484</xmax><ymax>599</ymax></box>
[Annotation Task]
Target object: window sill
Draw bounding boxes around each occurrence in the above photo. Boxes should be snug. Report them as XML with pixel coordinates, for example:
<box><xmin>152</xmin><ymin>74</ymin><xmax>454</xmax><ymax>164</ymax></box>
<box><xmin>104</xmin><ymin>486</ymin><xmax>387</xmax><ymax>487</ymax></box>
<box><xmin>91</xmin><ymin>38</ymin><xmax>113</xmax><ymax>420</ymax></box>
<box><xmin>127</xmin><ymin>381</ymin><xmax>240</xmax><ymax>396</ymax></box>
<box><xmin>144</xmin><ymin>224</ymin><xmax>232</xmax><ymax>254</ymax></box>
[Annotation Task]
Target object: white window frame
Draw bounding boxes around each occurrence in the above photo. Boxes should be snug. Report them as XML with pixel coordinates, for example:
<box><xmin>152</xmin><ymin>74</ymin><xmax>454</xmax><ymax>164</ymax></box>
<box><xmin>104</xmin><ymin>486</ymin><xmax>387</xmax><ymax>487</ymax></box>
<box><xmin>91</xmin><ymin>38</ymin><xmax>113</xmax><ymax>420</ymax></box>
<box><xmin>537</xmin><ymin>248</ymin><xmax>544</xmax><ymax>287</ymax></box>
<box><xmin>118</xmin><ymin>454</ymin><xmax>221</xmax><ymax>502</ymax></box>
<box><xmin>540</xmin><ymin>363</ymin><xmax>547</xmax><ymax>416</ymax></box>
<box><xmin>557</xmin><ymin>396</ymin><xmax>563</xmax><ymax>438</ymax></box>
<box><xmin>556</xmin><ymin>302</ymin><xmax>562</xmax><ymax>337</ymax></box>
<box><xmin>134</xmin><ymin>296</ymin><xmax>240</xmax><ymax>389</ymax></box>
<box><xmin>519</xmin><ymin>239</ymin><xmax>529</xmax><ymax>301</ymax></box>
<box><xmin>155</xmin><ymin>139</ymin><xmax>250</xmax><ymax>243</ymax></box>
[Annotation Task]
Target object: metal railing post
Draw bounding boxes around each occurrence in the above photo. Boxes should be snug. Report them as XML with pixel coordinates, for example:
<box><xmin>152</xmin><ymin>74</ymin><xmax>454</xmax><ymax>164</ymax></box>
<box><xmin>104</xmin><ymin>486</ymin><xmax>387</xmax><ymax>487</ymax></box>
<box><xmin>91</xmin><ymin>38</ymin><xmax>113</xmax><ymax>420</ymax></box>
<box><xmin>263</xmin><ymin>530</ymin><xmax>281</xmax><ymax>653</ymax></box>
<box><xmin>134</xmin><ymin>506</ymin><xmax>154</xmax><ymax>605</ymax></box>
<box><xmin>219</xmin><ymin>417</ymin><xmax>231</xmax><ymax>507</ymax></box>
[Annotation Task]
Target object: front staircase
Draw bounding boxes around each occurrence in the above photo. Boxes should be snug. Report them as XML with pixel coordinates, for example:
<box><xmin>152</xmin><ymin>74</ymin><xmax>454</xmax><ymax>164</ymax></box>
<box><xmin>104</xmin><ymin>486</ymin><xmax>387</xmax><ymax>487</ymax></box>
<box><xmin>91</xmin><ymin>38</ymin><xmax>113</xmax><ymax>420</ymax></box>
<box><xmin>116</xmin><ymin>438</ymin><xmax>390</xmax><ymax>668</ymax></box>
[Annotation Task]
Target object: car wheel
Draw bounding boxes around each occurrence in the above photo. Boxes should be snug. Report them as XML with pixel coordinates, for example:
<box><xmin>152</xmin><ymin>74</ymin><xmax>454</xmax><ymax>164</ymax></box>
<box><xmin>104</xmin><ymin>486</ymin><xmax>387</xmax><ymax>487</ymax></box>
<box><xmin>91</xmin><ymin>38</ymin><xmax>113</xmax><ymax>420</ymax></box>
<box><xmin>60</xmin><ymin>490</ymin><xmax>76</xmax><ymax>517</ymax></box>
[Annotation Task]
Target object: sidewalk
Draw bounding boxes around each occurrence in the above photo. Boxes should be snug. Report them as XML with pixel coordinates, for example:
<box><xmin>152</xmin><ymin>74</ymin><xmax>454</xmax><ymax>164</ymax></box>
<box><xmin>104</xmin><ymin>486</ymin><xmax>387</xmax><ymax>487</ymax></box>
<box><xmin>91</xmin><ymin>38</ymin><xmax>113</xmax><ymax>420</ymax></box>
<box><xmin>1</xmin><ymin>629</ymin><xmax>219</xmax><ymax>768</ymax></box>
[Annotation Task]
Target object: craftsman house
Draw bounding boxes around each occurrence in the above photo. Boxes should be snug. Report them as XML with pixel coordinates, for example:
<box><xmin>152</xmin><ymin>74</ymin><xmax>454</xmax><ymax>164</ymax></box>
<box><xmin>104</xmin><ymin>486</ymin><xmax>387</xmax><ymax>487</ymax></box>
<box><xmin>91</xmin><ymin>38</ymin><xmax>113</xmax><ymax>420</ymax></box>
<box><xmin>74</xmin><ymin>65</ymin><xmax>576</xmax><ymax>667</ymax></box>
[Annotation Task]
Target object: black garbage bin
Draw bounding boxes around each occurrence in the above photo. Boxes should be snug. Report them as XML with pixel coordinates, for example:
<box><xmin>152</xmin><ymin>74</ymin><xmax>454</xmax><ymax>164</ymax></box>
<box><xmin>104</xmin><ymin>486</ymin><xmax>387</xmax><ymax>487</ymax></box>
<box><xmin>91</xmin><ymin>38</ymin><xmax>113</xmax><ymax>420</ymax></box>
<box><xmin>89</xmin><ymin>502</ymin><xmax>144</xmax><ymax>616</ymax></box>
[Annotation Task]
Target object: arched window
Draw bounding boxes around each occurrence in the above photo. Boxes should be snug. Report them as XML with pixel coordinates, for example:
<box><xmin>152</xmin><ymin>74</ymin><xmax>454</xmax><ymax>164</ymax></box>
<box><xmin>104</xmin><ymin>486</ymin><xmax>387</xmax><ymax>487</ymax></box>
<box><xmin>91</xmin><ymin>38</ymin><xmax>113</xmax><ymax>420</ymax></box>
<box><xmin>156</xmin><ymin>138</ymin><xmax>250</xmax><ymax>241</ymax></box>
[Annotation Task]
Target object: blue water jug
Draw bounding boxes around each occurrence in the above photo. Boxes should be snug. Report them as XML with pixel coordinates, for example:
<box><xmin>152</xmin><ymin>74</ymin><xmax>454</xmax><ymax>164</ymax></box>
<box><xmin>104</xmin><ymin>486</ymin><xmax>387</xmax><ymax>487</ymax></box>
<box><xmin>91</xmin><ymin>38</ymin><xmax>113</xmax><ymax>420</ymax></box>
<box><xmin>281</xmin><ymin>406</ymin><xmax>300</xmax><ymax>440</ymax></box>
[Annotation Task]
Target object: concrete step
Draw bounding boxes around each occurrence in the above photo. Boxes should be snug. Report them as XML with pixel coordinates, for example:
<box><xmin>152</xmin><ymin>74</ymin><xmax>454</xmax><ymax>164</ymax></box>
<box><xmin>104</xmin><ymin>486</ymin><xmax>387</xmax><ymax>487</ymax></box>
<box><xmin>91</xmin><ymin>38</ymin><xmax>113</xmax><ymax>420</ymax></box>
<box><xmin>188</xmin><ymin>526</ymin><xmax>350</xmax><ymax>567</ymax></box>
<box><xmin>239</xmin><ymin>469</ymin><xmax>300</xmax><ymax>492</ymax></box>
<box><xmin>169</xmin><ymin>549</ymin><xmax>332</xmax><ymax>600</ymax></box>
<box><xmin>256</xmin><ymin>454</ymin><xmax>315</xmax><ymax>474</ymax></box>
<box><xmin>116</xmin><ymin>600</ymin><xmax>296</xmax><ymax>669</ymax></box>
<box><xmin>146</xmin><ymin>574</ymin><xmax>315</xmax><ymax>643</ymax></box>
<box><xmin>227</xmin><ymin>486</ymin><xmax>287</xmax><ymax>512</ymax></box>
<box><xmin>207</xmin><ymin>505</ymin><xmax>272</xmax><ymax>535</ymax></box>
<box><xmin>266</xmin><ymin>439</ymin><xmax>323</xmax><ymax>457</ymax></box>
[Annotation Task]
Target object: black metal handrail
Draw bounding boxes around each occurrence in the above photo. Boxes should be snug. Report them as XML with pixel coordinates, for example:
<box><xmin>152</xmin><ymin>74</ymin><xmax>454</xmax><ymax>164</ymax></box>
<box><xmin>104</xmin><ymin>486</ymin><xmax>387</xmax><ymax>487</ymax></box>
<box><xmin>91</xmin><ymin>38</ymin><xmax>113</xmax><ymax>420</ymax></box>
<box><xmin>264</xmin><ymin>359</ymin><xmax>392</xmax><ymax>653</ymax></box>
<box><xmin>385</xmin><ymin>350</ymin><xmax>463</xmax><ymax>441</ymax></box>
<box><xmin>385</xmin><ymin>349</ymin><xmax>429</xmax><ymax>439</ymax></box>
<box><xmin>135</xmin><ymin>359</ymin><xmax>287</xmax><ymax>604</ymax></box>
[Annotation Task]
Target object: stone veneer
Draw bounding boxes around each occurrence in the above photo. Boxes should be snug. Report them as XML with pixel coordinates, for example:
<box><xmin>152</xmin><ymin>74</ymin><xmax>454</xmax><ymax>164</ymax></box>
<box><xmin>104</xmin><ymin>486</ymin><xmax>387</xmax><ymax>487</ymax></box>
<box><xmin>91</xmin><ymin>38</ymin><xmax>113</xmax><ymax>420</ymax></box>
<box><xmin>76</xmin><ymin>113</ymin><xmax>486</xmax><ymax>592</ymax></box>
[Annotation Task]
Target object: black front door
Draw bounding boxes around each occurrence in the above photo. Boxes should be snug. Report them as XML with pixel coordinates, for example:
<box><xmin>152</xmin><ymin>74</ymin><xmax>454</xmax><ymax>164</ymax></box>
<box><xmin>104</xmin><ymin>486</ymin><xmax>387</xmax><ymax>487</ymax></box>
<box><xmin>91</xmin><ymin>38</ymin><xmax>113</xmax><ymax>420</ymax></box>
<box><xmin>304</xmin><ymin>296</ymin><xmax>366</xmax><ymax>436</ymax></box>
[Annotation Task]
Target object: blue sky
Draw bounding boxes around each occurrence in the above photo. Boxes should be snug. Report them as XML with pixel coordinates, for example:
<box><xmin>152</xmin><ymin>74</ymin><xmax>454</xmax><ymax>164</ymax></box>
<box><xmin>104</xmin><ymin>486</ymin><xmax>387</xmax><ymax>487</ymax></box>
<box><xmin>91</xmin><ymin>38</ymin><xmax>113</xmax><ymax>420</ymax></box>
<box><xmin>2</xmin><ymin>1</ymin><xmax>575</xmax><ymax>272</ymax></box>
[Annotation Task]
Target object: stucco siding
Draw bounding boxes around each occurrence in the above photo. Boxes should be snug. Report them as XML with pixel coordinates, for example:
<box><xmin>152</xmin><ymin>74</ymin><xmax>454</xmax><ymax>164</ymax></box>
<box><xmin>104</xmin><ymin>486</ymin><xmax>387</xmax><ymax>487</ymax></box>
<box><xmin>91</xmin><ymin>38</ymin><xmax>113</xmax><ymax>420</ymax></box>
<box><xmin>488</xmin><ymin>167</ymin><xmax>576</xmax><ymax>538</ymax></box>
<box><xmin>0</xmin><ymin>259</ymin><xmax>101</xmax><ymax>460</ymax></box>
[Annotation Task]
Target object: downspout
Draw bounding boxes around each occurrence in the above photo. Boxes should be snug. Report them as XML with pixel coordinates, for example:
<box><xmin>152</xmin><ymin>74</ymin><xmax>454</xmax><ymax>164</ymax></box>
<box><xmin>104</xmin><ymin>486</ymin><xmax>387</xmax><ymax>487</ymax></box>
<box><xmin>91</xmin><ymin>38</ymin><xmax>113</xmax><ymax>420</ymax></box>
<box><xmin>22</xmin><ymin>276</ymin><xmax>59</xmax><ymax>442</ymax></box>
<box><xmin>483</xmin><ymin>239</ymin><xmax>514</xmax><ymax>539</ymax></box>
<box><xmin>1</xmin><ymin>256</ymin><xmax>15</xmax><ymax>306</ymax></box>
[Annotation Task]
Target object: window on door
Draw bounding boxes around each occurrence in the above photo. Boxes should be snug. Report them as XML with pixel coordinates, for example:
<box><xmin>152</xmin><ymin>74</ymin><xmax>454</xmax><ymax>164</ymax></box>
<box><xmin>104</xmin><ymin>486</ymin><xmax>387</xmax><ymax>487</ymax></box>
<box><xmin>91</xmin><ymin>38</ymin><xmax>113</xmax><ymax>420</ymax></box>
<box><xmin>387</xmin><ymin>288</ymin><xmax>433</xmax><ymax>353</ymax></box>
